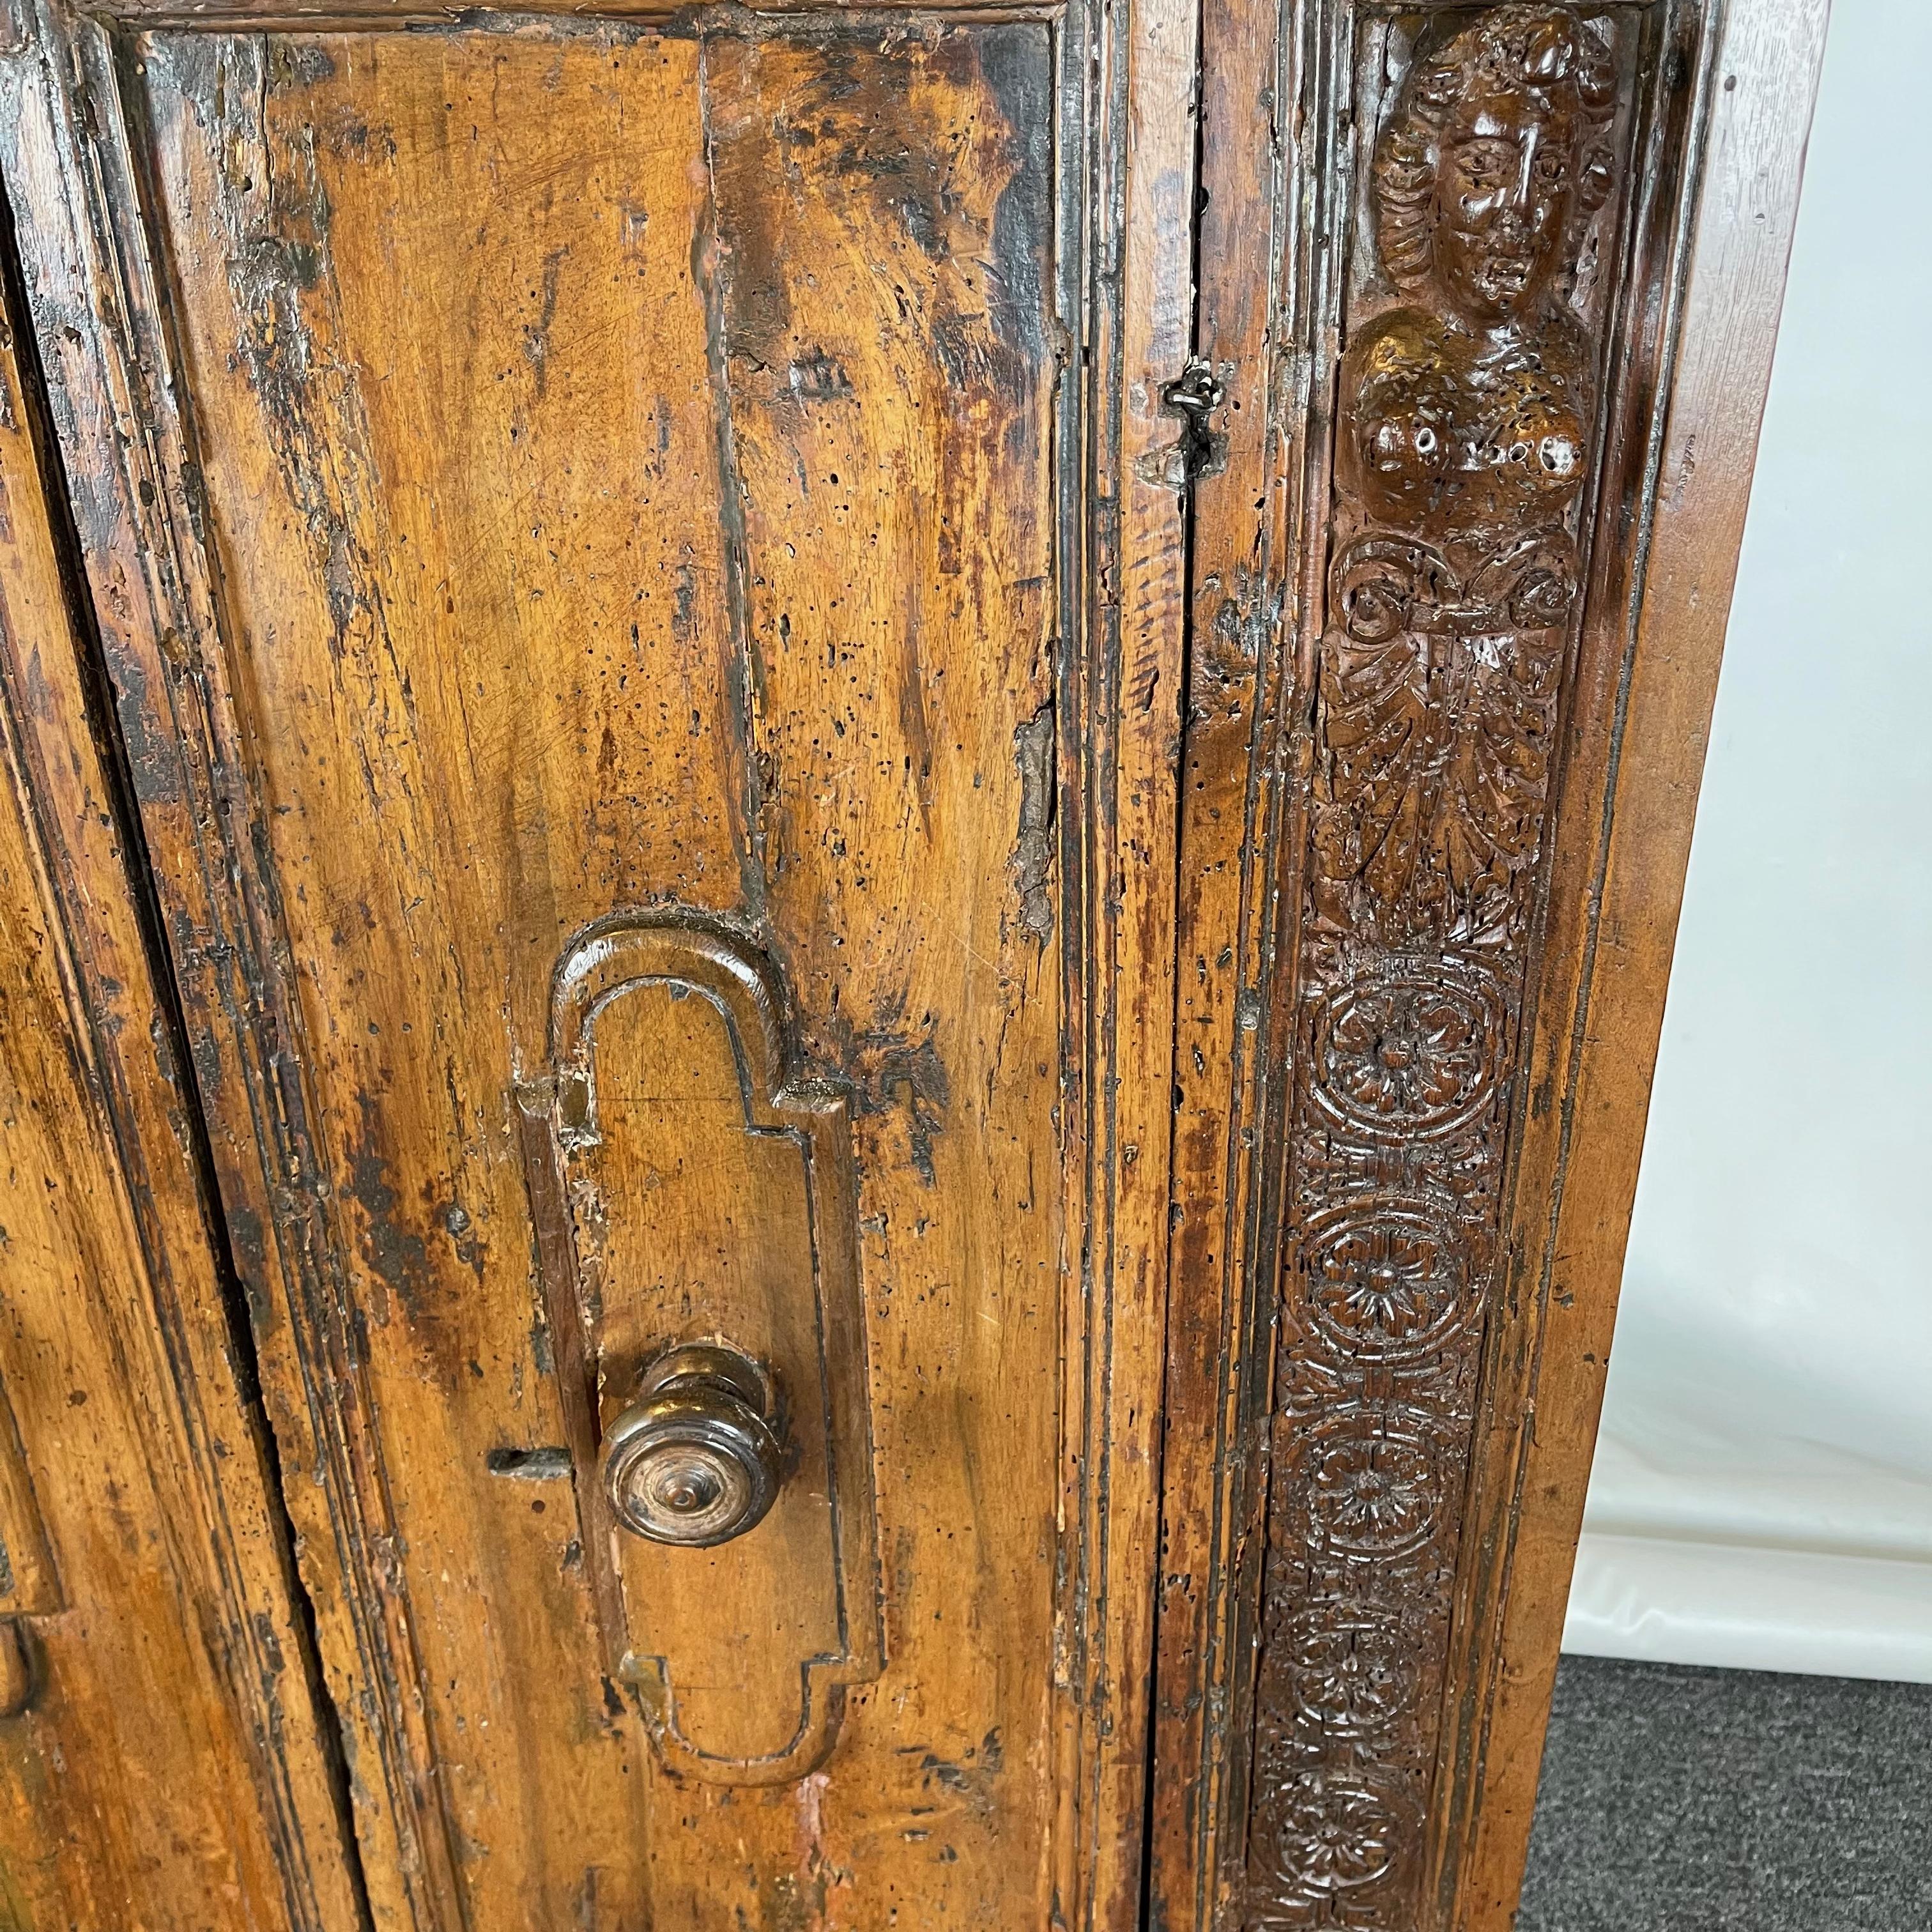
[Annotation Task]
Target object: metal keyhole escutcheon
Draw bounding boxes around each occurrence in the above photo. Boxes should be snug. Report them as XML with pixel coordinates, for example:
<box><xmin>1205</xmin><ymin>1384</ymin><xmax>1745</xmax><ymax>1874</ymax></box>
<box><xmin>601</xmin><ymin>1344</ymin><xmax>783</xmax><ymax>1547</ymax></box>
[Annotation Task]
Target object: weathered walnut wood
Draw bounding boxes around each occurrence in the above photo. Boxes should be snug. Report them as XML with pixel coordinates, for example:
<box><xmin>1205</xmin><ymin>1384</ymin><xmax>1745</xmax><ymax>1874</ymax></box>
<box><xmin>515</xmin><ymin>914</ymin><xmax>884</xmax><ymax>1785</ymax></box>
<box><xmin>0</xmin><ymin>0</ymin><xmax>1818</xmax><ymax>1917</ymax></box>
<box><xmin>0</xmin><ymin>238</ymin><xmax>360</xmax><ymax>1929</ymax></box>
<box><xmin>0</xmin><ymin>0</ymin><xmax>1193</xmax><ymax>1920</ymax></box>
<box><xmin>1247</xmin><ymin>13</ymin><xmax>1638</xmax><ymax>1920</ymax></box>
<box><xmin>1151</xmin><ymin>4</ymin><xmax>1825</xmax><ymax>1931</ymax></box>
<box><xmin>1436</xmin><ymin>7</ymin><xmax>1830</xmax><ymax>1922</ymax></box>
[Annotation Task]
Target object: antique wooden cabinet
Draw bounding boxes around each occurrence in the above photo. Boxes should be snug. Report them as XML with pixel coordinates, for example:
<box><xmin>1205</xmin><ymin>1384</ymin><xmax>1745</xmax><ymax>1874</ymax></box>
<box><xmin>0</xmin><ymin>0</ymin><xmax>1822</xmax><ymax>1926</ymax></box>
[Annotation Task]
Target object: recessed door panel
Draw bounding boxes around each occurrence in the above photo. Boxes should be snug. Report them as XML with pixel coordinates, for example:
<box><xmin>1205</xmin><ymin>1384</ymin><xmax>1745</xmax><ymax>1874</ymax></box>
<box><xmin>0</xmin><ymin>3</ymin><xmax>1192</xmax><ymax>1925</ymax></box>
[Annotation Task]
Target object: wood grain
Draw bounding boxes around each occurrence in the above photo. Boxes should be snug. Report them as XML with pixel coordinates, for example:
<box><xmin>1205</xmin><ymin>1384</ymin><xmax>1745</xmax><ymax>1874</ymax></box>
<box><xmin>1150</xmin><ymin>4</ymin><xmax>1825</xmax><ymax>1931</ymax></box>
<box><xmin>1239</xmin><ymin>11</ymin><xmax>1648</xmax><ymax>1920</ymax></box>
<box><xmin>0</xmin><ymin>1</ymin><xmax>1192</xmax><ymax>1922</ymax></box>
<box><xmin>1146</xmin><ymin>0</ymin><xmax>1299</xmax><ymax>1910</ymax></box>
<box><xmin>1063</xmin><ymin>0</ymin><xmax>1199</xmax><ymax>1914</ymax></box>
<box><xmin>0</xmin><ymin>0</ymin><xmax>1821</xmax><ymax>1920</ymax></box>
<box><xmin>0</xmin><ymin>220</ymin><xmax>362</xmax><ymax>1932</ymax></box>
<box><xmin>514</xmin><ymin>914</ymin><xmax>883</xmax><ymax>1786</ymax></box>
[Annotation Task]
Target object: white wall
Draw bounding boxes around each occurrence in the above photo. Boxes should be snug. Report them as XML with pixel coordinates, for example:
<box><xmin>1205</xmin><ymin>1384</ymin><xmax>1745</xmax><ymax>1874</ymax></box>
<box><xmin>1561</xmin><ymin>0</ymin><xmax>1932</xmax><ymax>1682</ymax></box>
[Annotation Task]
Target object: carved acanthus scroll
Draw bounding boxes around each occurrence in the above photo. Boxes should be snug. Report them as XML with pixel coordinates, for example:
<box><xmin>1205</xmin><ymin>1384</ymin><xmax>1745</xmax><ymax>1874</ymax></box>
<box><xmin>1248</xmin><ymin>8</ymin><xmax>1624</xmax><ymax>1922</ymax></box>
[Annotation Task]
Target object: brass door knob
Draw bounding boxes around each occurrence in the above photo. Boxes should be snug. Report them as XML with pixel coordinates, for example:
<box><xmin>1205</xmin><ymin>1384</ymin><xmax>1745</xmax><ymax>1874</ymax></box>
<box><xmin>601</xmin><ymin>1344</ymin><xmax>783</xmax><ymax>1547</ymax></box>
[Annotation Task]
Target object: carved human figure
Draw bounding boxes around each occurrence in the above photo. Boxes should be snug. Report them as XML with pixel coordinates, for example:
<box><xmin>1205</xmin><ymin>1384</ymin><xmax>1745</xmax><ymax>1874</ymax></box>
<box><xmin>1314</xmin><ymin>4</ymin><xmax>1618</xmax><ymax>949</ymax></box>
<box><xmin>1342</xmin><ymin>3</ymin><xmax>1616</xmax><ymax>543</ymax></box>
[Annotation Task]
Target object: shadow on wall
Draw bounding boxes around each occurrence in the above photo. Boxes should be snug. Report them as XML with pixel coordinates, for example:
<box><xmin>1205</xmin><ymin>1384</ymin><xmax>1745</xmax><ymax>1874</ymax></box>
<box><xmin>1565</xmin><ymin>0</ymin><xmax>1932</xmax><ymax>1684</ymax></box>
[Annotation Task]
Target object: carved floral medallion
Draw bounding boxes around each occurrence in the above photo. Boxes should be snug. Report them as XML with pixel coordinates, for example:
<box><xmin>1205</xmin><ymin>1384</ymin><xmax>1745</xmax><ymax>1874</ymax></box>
<box><xmin>1309</xmin><ymin>962</ymin><xmax>1505</xmax><ymax>1139</ymax></box>
<box><xmin>1266</xmin><ymin>1777</ymin><xmax>1401</xmax><ymax>1899</ymax></box>
<box><xmin>1300</xmin><ymin>1195</ymin><xmax>1471</xmax><ymax>1359</ymax></box>
<box><xmin>1299</xmin><ymin>1416</ymin><xmax>1441</xmax><ymax>1558</ymax></box>
<box><xmin>1282</xmin><ymin>1606</ymin><xmax>1420</xmax><ymax>1738</ymax></box>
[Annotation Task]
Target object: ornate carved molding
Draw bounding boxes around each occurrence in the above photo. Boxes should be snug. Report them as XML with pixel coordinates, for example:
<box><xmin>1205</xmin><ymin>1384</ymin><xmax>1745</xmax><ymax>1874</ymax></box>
<box><xmin>1247</xmin><ymin>7</ymin><xmax>1629</xmax><ymax>1922</ymax></box>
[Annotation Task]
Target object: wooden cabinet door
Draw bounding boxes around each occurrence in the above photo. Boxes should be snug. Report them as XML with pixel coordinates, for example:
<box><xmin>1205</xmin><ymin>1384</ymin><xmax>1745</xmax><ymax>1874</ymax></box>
<box><xmin>0</xmin><ymin>0</ymin><xmax>1192</xmax><ymax>1925</ymax></box>
<box><xmin>0</xmin><ymin>241</ymin><xmax>360</xmax><ymax>1929</ymax></box>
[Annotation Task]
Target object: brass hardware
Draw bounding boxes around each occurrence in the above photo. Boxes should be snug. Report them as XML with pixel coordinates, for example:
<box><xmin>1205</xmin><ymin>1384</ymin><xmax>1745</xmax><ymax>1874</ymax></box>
<box><xmin>601</xmin><ymin>1345</ymin><xmax>783</xmax><ymax>1547</ymax></box>
<box><xmin>519</xmin><ymin>916</ymin><xmax>882</xmax><ymax>1779</ymax></box>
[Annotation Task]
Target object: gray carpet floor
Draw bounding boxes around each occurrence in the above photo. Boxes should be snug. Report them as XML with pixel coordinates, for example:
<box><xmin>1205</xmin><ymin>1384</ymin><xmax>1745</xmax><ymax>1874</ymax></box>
<box><xmin>1519</xmin><ymin>1656</ymin><xmax>1932</xmax><ymax>1931</ymax></box>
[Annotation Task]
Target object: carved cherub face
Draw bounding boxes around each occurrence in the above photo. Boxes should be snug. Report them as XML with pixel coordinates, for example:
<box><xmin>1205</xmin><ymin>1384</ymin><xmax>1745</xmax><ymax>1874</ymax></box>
<box><xmin>1375</xmin><ymin>6</ymin><xmax>1616</xmax><ymax>332</ymax></box>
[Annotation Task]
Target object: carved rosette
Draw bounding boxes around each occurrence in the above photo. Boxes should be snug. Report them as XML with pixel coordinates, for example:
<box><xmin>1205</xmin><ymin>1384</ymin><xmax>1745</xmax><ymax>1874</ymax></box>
<box><xmin>1248</xmin><ymin>6</ymin><xmax>1625</xmax><ymax>1924</ymax></box>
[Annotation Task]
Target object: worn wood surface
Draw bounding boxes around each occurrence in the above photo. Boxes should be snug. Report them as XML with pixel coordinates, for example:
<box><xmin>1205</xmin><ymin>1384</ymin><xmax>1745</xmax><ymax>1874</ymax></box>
<box><xmin>1067</xmin><ymin>0</ymin><xmax>1197</xmax><ymax>1917</ymax></box>
<box><xmin>1150</xmin><ymin>3</ymin><xmax>1825</xmax><ymax>1931</ymax></box>
<box><xmin>0</xmin><ymin>234</ymin><xmax>361</xmax><ymax>1931</ymax></box>
<box><xmin>1146</xmin><ymin>0</ymin><xmax>1298</xmax><ymax>1908</ymax></box>
<box><xmin>0</xmin><ymin>0</ymin><xmax>1820</xmax><ymax>1920</ymax></box>
<box><xmin>515</xmin><ymin>914</ymin><xmax>884</xmax><ymax>1787</ymax></box>
<box><xmin>1241</xmin><ymin>10</ymin><xmax>1650</xmax><ymax>1921</ymax></box>
<box><xmin>0</xmin><ymin>0</ymin><xmax>1194</xmax><ymax>1921</ymax></box>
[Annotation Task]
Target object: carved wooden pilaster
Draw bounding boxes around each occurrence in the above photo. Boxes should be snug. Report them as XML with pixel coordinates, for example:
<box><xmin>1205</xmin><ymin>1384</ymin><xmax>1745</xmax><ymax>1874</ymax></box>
<box><xmin>1247</xmin><ymin>6</ymin><xmax>1634</xmax><ymax>1922</ymax></box>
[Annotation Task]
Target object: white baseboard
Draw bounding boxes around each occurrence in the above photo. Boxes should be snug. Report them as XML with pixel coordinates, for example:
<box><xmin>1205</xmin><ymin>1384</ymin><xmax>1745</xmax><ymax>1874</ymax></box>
<box><xmin>1562</xmin><ymin>1529</ymin><xmax>1932</xmax><ymax>1684</ymax></box>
